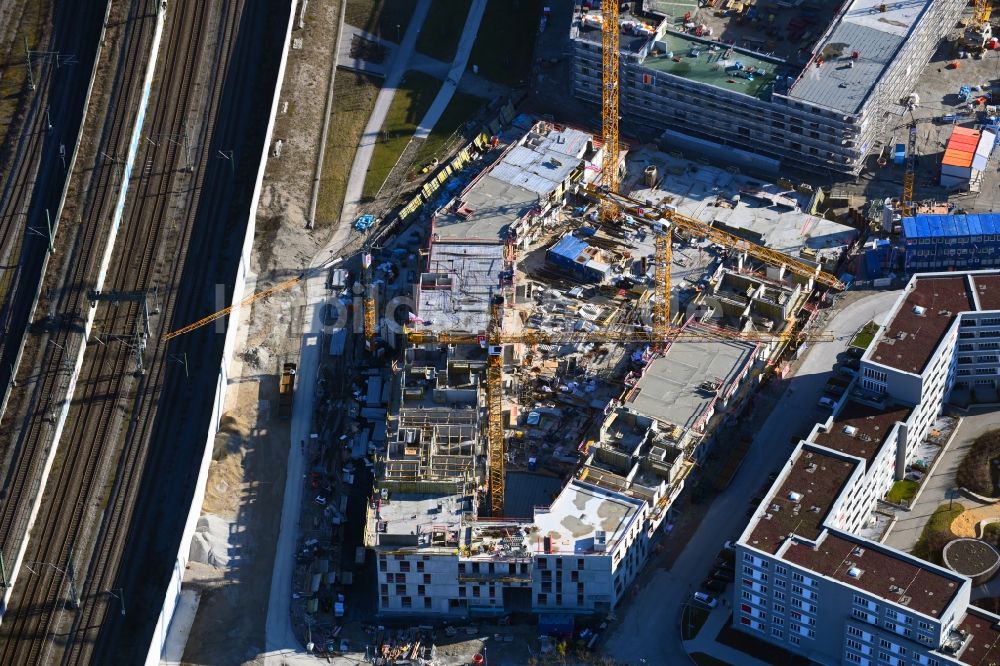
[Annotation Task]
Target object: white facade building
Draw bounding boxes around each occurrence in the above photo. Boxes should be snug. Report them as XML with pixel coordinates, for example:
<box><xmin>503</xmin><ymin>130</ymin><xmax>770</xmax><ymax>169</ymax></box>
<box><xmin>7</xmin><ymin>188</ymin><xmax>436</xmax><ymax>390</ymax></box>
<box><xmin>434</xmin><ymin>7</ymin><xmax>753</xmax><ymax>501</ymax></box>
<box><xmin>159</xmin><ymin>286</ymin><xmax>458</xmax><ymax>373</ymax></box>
<box><xmin>368</xmin><ymin>480</ymin><xmax>651</xmax><ymax>618</ymax></box>
<box><xmin>735</xmin><ymin>271</ymin><xmax>1000</xmax><ymax>664</ymax></box>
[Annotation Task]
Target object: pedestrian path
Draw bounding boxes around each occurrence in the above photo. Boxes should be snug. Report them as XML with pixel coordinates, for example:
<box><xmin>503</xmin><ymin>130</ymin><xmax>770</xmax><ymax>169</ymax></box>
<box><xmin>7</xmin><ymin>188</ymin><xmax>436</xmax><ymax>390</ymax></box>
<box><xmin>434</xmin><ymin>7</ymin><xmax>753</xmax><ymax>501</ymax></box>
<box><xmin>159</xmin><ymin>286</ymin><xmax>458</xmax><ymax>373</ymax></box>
<box><xmin>414</xmin><ymin>0</ymin><xmax>488</xmax><ymax>139</ymax></box>
<box><xmin>339</xmin><ymin>0</ymin><xmax>432</xmax><ymax>228</ymax></box>
<box><xmin>682</xmin><ymin>603</ymin><xmax>772</xmax><ymax>666</ymax></box>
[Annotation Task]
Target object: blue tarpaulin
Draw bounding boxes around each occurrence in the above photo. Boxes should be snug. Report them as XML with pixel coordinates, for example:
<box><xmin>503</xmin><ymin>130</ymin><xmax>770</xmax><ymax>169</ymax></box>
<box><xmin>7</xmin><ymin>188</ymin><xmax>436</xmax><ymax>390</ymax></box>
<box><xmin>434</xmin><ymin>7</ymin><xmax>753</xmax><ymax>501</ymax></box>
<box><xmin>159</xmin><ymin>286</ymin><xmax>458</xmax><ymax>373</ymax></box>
<box><xmin>864</xmin><ymin>250</ymin><xmax>882</xmax><ymax>279</ymax></box>
<box><xmin>903</xmin><ymin>213</ymin><xmax>1000</xmax><ymax>238</ymax></box>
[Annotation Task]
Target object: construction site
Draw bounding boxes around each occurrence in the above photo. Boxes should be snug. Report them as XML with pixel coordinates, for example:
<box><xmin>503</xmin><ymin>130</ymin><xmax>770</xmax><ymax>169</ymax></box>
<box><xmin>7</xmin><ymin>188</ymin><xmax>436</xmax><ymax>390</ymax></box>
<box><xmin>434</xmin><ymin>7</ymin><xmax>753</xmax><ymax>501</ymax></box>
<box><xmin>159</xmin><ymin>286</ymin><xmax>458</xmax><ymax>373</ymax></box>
<box><xmin>349</xmin><ymin>85</ymin><xmax>850</xmax><ymax>632</ymax></box>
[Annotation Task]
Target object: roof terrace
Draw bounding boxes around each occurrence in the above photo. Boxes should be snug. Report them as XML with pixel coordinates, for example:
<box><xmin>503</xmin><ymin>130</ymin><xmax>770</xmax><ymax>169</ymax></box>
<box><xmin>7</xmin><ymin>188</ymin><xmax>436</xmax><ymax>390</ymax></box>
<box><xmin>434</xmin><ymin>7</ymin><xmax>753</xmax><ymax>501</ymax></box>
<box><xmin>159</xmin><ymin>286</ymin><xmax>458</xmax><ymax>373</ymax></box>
<box><xmin>744</xmin><ymin>446</ymin><xmax>856</xmax><ymax>555</ymax></box>
<box><xmin>531</xmin><ymin>480</ymin><xmax>645</xmax><ymax>555</ymax></box>
<box><xmin>869</xmin><ymin>276</ymin><xmax>975</xmax><ymax>375</ymax></box>
<box><xmin>641</xmin><ymin>32</ymin><xmax>787</xmax><ymax>100</ymax></box>
<box><xmin>784</xmin><ymin>532</ymin><xmax>963</xmax><ymax>618</ymax></box>
<box><xmin>956</xmin><ymin>608</ymin><xmax>1000</xmax><ymax>665</ymax></box>
<box><xmin>974</xmin><ymin>274</ymin><xmax>1000</xmax><ymax>311</ymax></box>
<box><xmin>813</xmin><ymin>401</ymin><xmax>912</xmax><ymax>467</ymax></box>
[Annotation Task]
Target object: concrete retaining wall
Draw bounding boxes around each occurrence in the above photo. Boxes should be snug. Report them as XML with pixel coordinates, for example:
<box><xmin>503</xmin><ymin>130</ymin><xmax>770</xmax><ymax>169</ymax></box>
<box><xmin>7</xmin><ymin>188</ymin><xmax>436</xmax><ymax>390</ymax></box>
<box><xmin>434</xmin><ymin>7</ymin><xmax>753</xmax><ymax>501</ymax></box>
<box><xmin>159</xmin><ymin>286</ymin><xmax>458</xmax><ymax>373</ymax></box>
<box><xmin>143</xmin><ymin>0</ymin><xmax>299</xmax><ymax>662</ymax></box>
<box><xmin>0</xmin><ymin>0</ymin><xmax>166</xmax><ymax>615</ymax></box>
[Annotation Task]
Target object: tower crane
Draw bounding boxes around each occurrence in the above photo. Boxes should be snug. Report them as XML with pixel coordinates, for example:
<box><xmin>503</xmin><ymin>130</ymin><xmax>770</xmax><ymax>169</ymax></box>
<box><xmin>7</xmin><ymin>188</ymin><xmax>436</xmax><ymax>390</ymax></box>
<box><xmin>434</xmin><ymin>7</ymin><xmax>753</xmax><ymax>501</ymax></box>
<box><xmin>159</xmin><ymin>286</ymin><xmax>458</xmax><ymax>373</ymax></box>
<box><xmin>162</xmin><ymin>257</ymin><xmax>342</xmax><ymax>342</ymax></box>
<box><xmin>599</xmin><ymin>0</ymin><xmax>621</xmax><ymax>223</ymax></box>
<box><xmin>900</xmin><ymin>121</ymin><xmax>917</xmax><ymax>218</ymax></box>
<box><xmin>362</xmin><ymin>248</ymin><xmax>378</xmax><ymax>349</ymax></box>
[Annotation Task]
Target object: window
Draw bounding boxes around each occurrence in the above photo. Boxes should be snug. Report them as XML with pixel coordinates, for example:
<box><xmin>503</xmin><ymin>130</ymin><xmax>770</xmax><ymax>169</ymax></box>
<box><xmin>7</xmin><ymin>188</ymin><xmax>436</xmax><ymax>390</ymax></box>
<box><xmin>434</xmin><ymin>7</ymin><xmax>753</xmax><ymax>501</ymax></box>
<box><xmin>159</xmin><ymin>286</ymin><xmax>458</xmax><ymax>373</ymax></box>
<box><xmin>847</xmin><ymin>625</ymin><xmax>864</xmax><ymax>638</ymax></box>
<box><xmin>772</xmin><ymin>627</ymin><xmax>784</xmax><ymax>638</ymax></box>
<box><xmin>792</xmin><ymin>573</ymin><xmax>804</xmax><ymax>583</ymax></box>
<box><xmin>423</xmin><ymin>574</ymin><xmax>431</xmax><ymax>584</ymax></box>
<box><xmin>399</xmin><ymin>561</ymin><xmax>410</xmax><ymax>572</ymax></box>
<box><xmin>537</xmin><ymin>593</ymin><xmax>547</xmax><ymax>605</ymax></box>
<box><xmin>417</xmin><ymin>585</ymin><xmax>425</xmax><ymax>595</ymax></box>
<box><xmin>847</xmin><ymin>638</ymin><xmax>862</xmax><ymax>650</ymax></box>
<box><xmin>774</xmin><ymin>591</ymin><xmax>785</xmax><ymax>601</ymax></box>
<box><xmin>775</xmin><ymin>565</ymin><xmax>787</xmax><ymax>576</ymax></box>
<box><xmin>773</xmin><ymin>604</ymin><xmax>784</xmax><ymax>615</ymax></box>
<box><xmin>792</xmin><ymin>584</ymin><xmax>804</xmax><ymax>595</ymax></box>
<box><xmin>918</xmin><ymin>620</ymin><xmax>933</xmax><ymax>631</ymax></box>
<box><xmin>396</xmin><ymin>584</ymin><xmax>406</xmax><ymax>595</ymax></box>
<box><xmin>417</xmin><ymin>561</ymin><xmax>424</xmax><ymax>572</ymax></box>
<box><xmin>402</xmin><ymin>596</ymin><xmax>412</xmax><ymax>608</ymax></box>
<box><xmin>790</xmin><ymin>636</ymin><xmax>800</xmax><ymax>645</ymax></box>
<box><xmin>775</xmin><ymin>578</ymin><xmax>786</xmax><ymax>588</ymax></box>
<box><xmin>743</xmin><ymin>565</ymin><xmax>754</xmax><ymax>575</ymax></box>
<box><xmin>424</xmin><ymin>597</ymin><xmax>432</xmax><ymax>609</ymax></box>
<box><xmin>846</xmin><ymin>653</ymin><xmax>862</xmax><ymax>664</ymax></box>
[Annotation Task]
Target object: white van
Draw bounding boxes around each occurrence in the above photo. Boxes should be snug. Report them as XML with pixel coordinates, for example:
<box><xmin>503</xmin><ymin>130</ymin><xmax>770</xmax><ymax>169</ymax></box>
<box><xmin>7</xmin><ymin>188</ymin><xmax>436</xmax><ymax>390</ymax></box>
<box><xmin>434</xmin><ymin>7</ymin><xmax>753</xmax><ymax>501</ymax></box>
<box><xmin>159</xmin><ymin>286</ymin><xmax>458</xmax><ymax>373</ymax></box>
<box><xmin>817</xmin><ymin>396</ymin><xmax>836</xmax><ymax>409</ymax></box>
<box><xmin>693</xmin><ymin>592</ymin><xmax>718</xmax><ymax>608</ymax></box>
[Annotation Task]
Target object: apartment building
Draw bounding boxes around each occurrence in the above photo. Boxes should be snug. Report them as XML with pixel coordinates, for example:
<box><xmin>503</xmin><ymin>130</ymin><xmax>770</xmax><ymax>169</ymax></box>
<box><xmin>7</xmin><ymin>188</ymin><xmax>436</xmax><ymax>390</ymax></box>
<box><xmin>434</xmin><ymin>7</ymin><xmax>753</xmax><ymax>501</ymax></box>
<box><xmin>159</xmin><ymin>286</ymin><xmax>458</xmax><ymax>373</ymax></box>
<box><xmin>368</xmin><ymin>479</ymin><xmax>652</xmax><ymax>618</ymax></box>
<box><xmin>861</xmin><ymin>272</ymin><xmax>1000</xmax><ymax>410</ymax></box>
<box><xmin>570</xmin><ymin>0</ymin><xmax>965</xmax><ymax>174</ymax></box>
<box><xmin>735</xmin><ymin>271</ymin><xmax>1000</xmax><ymax>664</ymax></box>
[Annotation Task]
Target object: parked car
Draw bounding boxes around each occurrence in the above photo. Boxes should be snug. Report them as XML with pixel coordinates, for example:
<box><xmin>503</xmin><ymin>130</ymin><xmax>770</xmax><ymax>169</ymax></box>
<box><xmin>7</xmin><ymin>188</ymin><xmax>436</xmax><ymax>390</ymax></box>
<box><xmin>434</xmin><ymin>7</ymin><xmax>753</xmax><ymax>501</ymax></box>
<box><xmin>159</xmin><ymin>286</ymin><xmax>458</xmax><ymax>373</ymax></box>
<box><xmin>723</xmin><ymin>540</ymin><xmax>735</xmax><ymax>551</ymax></box>
<box><xmin>817</xmin><ymin>396</ymin><xmax>837</xmax><ymax>409</ymax></box>
<box><xmin>693</xmin><ymin>591</ymin><xmax>718</xmax><ymax>608</ymax></box>
<box><xmin>701</xmin><ymin>579</ymin><xmax>726</xmax><ymax>592</ymax></box>
<box><xmin>837</xmin><ymin>365</ymin><xmax>858</xmax><ymax>378</ymax></box>
<box><xmin>711</xmin><ymin>569</ymin><xmax>735</xmax><ymax>582</ymax></box>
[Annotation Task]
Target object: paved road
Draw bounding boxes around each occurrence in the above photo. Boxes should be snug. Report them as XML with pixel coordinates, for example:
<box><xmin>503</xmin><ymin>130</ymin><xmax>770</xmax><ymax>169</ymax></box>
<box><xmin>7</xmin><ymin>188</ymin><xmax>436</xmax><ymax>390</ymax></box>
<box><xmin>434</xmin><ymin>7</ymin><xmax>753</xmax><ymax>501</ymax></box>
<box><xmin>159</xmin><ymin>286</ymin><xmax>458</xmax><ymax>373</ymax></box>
<box><xmin>413</xmin><ymin>0</ymin><xmax>487</xmax><ymax>139</ymax></box>
<box><xmin>885</xmin><ymin>408</ymin><xmax>1000</xmax><ymax>552</ymax></box>
<box><xmin>339</xmin><ymin>0</ymin><xmax>431</xmax><ymax>227</ymax></box>
<box><xmin>263</xmin><ymin>251</ymin><xmax>329</xmax><ymax>665</ymax></box>
<box><xmin>602</xmin><ymin>290</ymin><xmax>901</xmax><ymax>664</ymax></box>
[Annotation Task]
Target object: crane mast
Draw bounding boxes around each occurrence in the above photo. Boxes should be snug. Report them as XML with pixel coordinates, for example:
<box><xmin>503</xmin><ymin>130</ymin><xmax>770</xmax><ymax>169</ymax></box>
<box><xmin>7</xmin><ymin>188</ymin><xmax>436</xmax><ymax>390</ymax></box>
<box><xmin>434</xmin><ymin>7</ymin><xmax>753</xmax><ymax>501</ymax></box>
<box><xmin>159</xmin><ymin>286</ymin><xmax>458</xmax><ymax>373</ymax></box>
<box><xmin>600</xmin><ymin>0</ymin><xmax>621</xmax><ymax>222</ymax></box>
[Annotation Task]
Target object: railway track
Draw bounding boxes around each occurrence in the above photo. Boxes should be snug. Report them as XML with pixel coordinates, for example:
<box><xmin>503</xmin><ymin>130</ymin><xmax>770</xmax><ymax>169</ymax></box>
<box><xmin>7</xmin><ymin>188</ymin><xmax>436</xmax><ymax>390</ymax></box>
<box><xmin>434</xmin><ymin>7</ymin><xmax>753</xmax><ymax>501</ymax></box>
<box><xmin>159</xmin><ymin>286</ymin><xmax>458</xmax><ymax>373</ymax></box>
<box><xmin>0</xmin><ymin>1</ymin><xmax>160</xmax><ymax>663</ymax></box>
<box><xmin>0</xmin><ymin>0</ymin><xmax>246</xmax><ymax>662</ymax></box>
<box><xmin>0</xmin><ymin>0</ymin><xmax>155</xmax><ymax>605</ymax></box>
<box><xmin>64</xmin><ymin>1</ymin><xmax>244</xmax><ymax>658</ymax></box>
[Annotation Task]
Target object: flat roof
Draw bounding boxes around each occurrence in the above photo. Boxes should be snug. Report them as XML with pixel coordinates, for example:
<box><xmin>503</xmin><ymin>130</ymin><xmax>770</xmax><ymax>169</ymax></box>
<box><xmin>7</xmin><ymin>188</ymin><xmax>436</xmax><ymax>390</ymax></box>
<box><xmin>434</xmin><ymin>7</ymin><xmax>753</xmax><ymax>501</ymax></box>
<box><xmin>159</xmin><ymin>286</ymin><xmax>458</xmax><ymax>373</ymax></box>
<box><xmin>974</xmin><ymin>275</ymin><xmax>1000</xmax><ymax>311</ymax></box>
<box><xmin>641</xmin><ymin>32</ymin><xmax>787</xmax><ymax>100</ymax></box>
<box><xmin>784</xmin><ymin>532</ymin><xmax>963</xmax><ymax>618</ymax></box>
<box><xmin>624</xmin><ymin>149</ymin><xmax>857</xmax><ymax>259</ymax></box>
<box><xmin>744</xmin><ymin>446</ymin><xmax>856</xmax><ymax>555</ymax></box>
<box><xmin>415</xmin><ymin>243</ymin><xmax>505</xmax><ymax>334</ymax></box>
<box><xmin>813</xmin><ymin>401</ymin><xmax>912</xmax><ymax>467</ymax></box>
<box><xmin>957</xmin><ymin>608</ymin><xmax>1000</xmax><ymax>665</ymax></box>
<box><xmin>786</xmin><ymin>0</ymin><xmax>932</xmax><ymax>114</ymax></box>
<box><xmin>624</xmin><ymin>335</ymin><xmax>756</xmax><ymax>432</ymax></box>
<box><xmin>433</xmin><ymin>122</ymin><xmax>593</xmax><ymax>243</ymax></box>
<box><xmin>869</xmin><ymin>276</ymin><xmax>975</xmax><ymax>374</ymax></box>
<box><xmin>372</xmin><ymin>492</ymin><xmax>471</xmax><ymax>539</ymax></box>
<box><xmin>904</xmin><ymin>213</ymin><xmax>1000</xmax><ymax>240</ymax></box>
<box><xmin>532</xmin><ymin>480</ymin><xmax>645</xmax><ymax>554</ymax></box>
<box><xmin>433</xmin><ymin>175</ymin><xmax>537</xmax><ymax>243</ymax></box>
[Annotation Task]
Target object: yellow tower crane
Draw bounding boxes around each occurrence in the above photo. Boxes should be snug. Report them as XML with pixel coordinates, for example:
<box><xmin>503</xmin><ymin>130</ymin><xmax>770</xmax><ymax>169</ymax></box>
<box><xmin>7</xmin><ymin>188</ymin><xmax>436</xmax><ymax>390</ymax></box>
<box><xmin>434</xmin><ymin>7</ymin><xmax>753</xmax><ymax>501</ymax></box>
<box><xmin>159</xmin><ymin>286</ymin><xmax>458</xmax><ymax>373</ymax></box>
<box><xmin>600</xmin><ymin>0</ymin><xmax>621</xmax><ymax>223</ymax></box>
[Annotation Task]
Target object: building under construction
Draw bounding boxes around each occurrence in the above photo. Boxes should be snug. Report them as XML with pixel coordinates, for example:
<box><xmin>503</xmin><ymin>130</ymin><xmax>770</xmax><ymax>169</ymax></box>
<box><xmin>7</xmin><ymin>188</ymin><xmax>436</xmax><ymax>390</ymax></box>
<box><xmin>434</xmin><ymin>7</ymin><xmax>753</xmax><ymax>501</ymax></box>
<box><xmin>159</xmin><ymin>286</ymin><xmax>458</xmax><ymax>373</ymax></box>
<box><xmin>570</xmin><ymin>0</ymin><xmax>966</xmax><ymax>174</ymax></box>
<box><xmin>364</xmin><ymin>116</ymin><xmax>834</xmax><ymax>619</ymax></box>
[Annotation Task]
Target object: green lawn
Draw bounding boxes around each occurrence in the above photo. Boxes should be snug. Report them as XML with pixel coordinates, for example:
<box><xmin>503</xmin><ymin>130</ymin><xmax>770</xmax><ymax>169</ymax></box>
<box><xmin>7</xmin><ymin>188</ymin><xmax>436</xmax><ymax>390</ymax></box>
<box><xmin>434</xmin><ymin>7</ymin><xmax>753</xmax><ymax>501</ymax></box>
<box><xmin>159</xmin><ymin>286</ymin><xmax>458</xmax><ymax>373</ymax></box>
<box><xmin>912</xmin><ymin>503</ymin><xmax>964</xmax><ymax>564</ymax></box>
<box><xmin>886</xmin><ymin>479</ymin><xmax>919</xmax><ymax>505</ymax></box>
<box><xmin>344</xmin><ymin>0</ymin><xmax>415</xmax><ymax>40</ymax></box>
<box><xmin>315</xmin><ymin>74</ymin><xmax>382</xmax><ymax>225</ymax></box>
<box><xmin>409</xmin><ymin>91</ymin><xmax>485</xmax><ymax>179</ymax></box>
<box><xmin>681</xmin><ymin>604</ymin><xmax>711</xmax><ymax>640</ymax></box>
<box><xmin>468</xmin><ymin>0</ymin><xmax>543</xmax><ymax>86</ymax></box>
<box><xmin>362</xmin><ymin>70</ymin><xmax>442</xmax><ymax>200</ymax></box>
<box><xmin>850</xmin><ymin>320</ymin><xmax>880</xmax><ymax>349</ymax></box>
<box><xmin>414</xmin><ymin>0</ymin><xmax>472</xmax><ymax>62</ymax></box>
